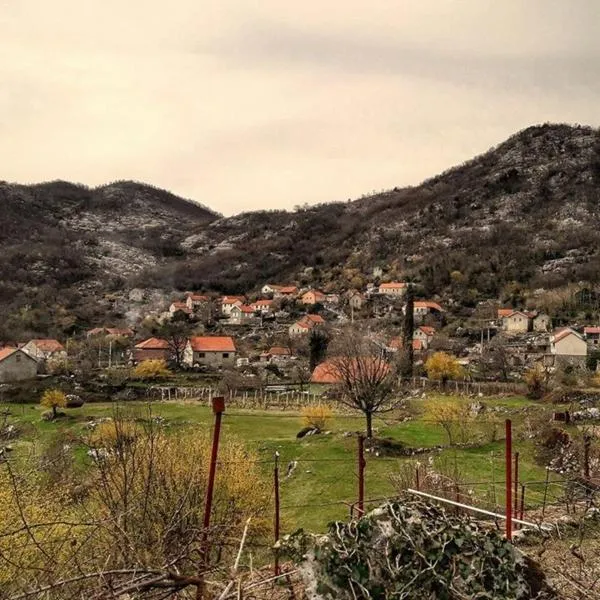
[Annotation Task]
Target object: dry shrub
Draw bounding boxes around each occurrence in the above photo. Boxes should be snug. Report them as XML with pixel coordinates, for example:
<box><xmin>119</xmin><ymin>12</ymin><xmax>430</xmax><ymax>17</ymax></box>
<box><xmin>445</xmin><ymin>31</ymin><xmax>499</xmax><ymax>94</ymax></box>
<box><xmin>87</xmin><ymin>419</ymin><xmax>141</xmax><ymax>449</ymax></box>
<box><xmin>301</xmin><ymin>404</ymin><xmax>333</xmax><ymax>430</ymax></box>
<box><xmin>132</xmin><ymin>359</ymin><xmax>170</xmax><ymax>380</ymax></box>
<box><xmin>426</xmin><ymin>400</ymin><xmax>473</xmax><ymax>446</ymax></box>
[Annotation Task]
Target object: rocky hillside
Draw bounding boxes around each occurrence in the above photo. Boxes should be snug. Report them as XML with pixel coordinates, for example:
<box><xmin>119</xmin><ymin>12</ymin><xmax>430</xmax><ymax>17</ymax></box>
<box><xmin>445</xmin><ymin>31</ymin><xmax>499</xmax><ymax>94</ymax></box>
<box><xmin>2</xmin><ymin>123</ymin><xmax>600</xmax><ymax>337</ymax></box>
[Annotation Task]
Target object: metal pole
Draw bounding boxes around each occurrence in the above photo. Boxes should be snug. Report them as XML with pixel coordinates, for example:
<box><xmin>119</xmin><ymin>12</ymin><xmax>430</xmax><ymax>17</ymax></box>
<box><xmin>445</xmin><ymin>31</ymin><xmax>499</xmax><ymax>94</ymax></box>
<box><xmin>541</xmin><ymin>467</ymin><xmax>550</xmax><ymax>519</ymax></box>
<box><xmin>513</xmin><ymin>452</ymin><xmax>519</xmax><ymax>519</ymax></box>
<box><xmin>274</xmin><ymin>451</ymin><xmax>281</xmax><ymax>576</ymax></box>
<box><xmin>357</xmin><ymin>435</ymin><xmax>365</xmax><ymax>517</ymax></box>
<box><xmin>519</xmin><ymin>484</ymin><xmax>525</xmax><ymax>522</ymax></box>
<box><xmin>201</xmin><ymin>396</ymin><xmax>225</xmax><ymax>560</ymax></box>
<box><xmin>505</xmin><ymin>419</ymin><xmax>512</xmax><ymax>541</ymax></box>
<box><xmin>415</xmin><ymin>464</ymin><xmax>420</xmax><ymax>491</ymax></box>
<box><xmin>584</xmin><ymin>435</ymin><xmax>591</xmax><ymax>480</ymax></box>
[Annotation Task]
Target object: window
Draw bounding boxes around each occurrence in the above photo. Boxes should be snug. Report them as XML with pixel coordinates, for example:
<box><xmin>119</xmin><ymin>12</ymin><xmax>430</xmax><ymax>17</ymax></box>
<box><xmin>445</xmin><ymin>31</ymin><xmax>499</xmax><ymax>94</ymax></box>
<box><xmin>198</xmin><ymin>352</ymin><xmax>205</xmax><ymax>358</ymax></box>
<box><xmin>222</xmin><ymin>353</ymin><xmax>229</xmax><ymax>358</ymax></box>
<box><xmin>15</xmin><ymin>354</ymin><xmax>21</xmax><ymax>363</ymax></box>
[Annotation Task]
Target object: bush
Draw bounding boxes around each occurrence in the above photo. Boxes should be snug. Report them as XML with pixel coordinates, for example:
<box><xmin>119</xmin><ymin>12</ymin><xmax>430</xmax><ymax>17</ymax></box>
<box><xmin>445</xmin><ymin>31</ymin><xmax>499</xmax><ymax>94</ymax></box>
<box><xmin>132</xmin><ymin>359</ymin><xmax>170</xmax><ymax>380</ymax></box>
<box><xmin>301</xmin><ymin>404</ymin><xmax>333</xmax><ymax>430</ymax></box>
<box><xmin>524</xmin><ymin>364</ymin><xmax>549</xmax><ymax>399</ymax></box>
<box><xmin>40</xmin><ymin>388</ymin><xmax>67</xmax><ymax>419</ymax></box>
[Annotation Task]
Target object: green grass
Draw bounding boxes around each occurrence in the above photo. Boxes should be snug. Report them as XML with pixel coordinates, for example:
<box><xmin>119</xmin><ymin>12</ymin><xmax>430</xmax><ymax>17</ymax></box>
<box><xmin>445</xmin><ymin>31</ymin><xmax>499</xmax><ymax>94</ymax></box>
<box><xmin>0</xmin><ymin>395</ymin><xmax>557</xmax><ymax>531</ymax></box>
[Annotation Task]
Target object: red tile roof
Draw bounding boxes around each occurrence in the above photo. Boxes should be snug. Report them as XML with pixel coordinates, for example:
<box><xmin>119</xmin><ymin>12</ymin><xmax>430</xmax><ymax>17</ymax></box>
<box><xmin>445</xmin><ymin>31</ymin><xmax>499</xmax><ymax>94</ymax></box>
<box><xmin>135</xmin><ymin>338</ymin><xmax>169</xmax><ymax>350</ymax></box>
<box><xmin>0</xmin><ymin>348</ymin><xmax>17</xmax><ymax>362</ymax></box>
<box><xmin>552</xmin><ymin>328</ymin><xmax>582</xmax><ymax>343</ymax></box>
<box><xmin>584</xmin><ymin>327</ymin><xmax>600</xmax><ymax>335</ymax></box>
<box><xmin>222</xmin><ymin>296</ymin><xmax>244</xmax><ymax>305</ymax></box>
<box><xmin>278</xmin><ymin>286</ymin><xmax>297</xmax><ymax>294</ymax></box>
<box><xmin>106</xmin><ymin>328</ymin><xmax>134</xmax><ymax>337</ymax></box>
<box><xmin>418</xmin><ymin>326</ymin><xmax>435</xmax><ymax>336</ymax></box>
<box><xmin>252</xmin><ymin>300</ymin><xmax>273</xmax><ymax>307</ymax></box>
<box><xmin>414</xmin><ymin>301</ymin><xmax>443</xmax><ymax>312</ymax></box>
<box><xmin>29</xmin><ymin>339</ymin><xmax>65</xmax><ymax>352</ymax></box>
<box><xmin>186</xmin><ymin>293</ymin><xmax>209</xmax><ymax>301</ymax></box>
<box><xmin>497</xmin><ymin>308</ymin><xmax>514</xmax><ymax>318</ymax></box>
<box><xmin>269</xmin><ymin>346</ymin><xmax>291</xmax><ymax>356</ymax></box>
<box><xmin>311</xmin><ymin>357</ymin><xmax>390</xmax><ymax>384</ymax></box>
<box><xmin>240</xmin><ymin>305</ymin><xmax>255</xmax><ymax>314</ymax></box>
<box><xmin>189</xmin><ymin>336</ymin><xmax>236</xmax><ymax>352</ymax></box>
<box><xmin>389</xmin><ymin>338</ymin><xmax>424</xmax><ymax>351</ymax></box>
<box><xmin>379</xmin><ymin>282</ymin><xmax>407</xmax><ymax>289</ymax></box>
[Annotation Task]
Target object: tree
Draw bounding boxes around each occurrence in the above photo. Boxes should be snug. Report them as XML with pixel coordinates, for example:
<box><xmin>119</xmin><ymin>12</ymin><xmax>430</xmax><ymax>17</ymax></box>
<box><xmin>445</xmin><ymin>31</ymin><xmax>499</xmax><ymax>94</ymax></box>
<box><xmin>309</xmin><ymin>328</ymin><xmax>329</xmax><ymax>371</ymax></box>
<box><xmin>425</xmin><ymin>352</ymin><xmax>465</xmax><ymax>389</ymax></box>
<box><xmin>523</xmin><ymin>363</ymin><xmax>549</xmax><ymax>399</ymax></box>
<box><xmin>329</xmin><ymin>329</ymin><xmax>399</xmax><ymax>438</ymax></box>
<box><xmin>427</xmin><ymin>400</ymin><xmax>472</xmax><ymax>446</ymax></box>
<box><xmin>156</xmin><ymin>315</ymin><xmax>191</xmax><ymax>369</ymax></box>
<box><xmin>132</xmin><ymin>359</ymin><xmax>171</xmax><ymax>380</ymax></box>
<box><xmin>40</xmin><ymin>388</ymin><xmax>67</xmax><ymax>419</ymax></box>
<box><xmin>400</xmin><ymin>285</ymin><xmax>414</xmax><ymax>379</ymax></box>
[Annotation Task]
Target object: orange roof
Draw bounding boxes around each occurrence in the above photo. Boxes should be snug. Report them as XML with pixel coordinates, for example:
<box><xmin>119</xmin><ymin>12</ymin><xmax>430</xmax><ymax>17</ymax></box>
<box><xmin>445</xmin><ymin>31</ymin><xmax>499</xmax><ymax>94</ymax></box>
<box><xmin>106</xmin><ymin>328</ymin><xmax>134</xmax><ymax>337</ymax></box>
<box><xmin>311</xmin><ymin>357</ymin><xmax>390</xmax><ymax>384</ymax></box>
<box><xmin>222</xmin><ymin>296</ymin><xmax>244</xmax><ymax>305</ymax></box>
<box><xmin>87</xmin><ymin>327</ymin><xmax>106</xmax><ymax>336</ymax></box>
<box><xmin>186</xmin><ymin>293</ymin><xmax>209</xmax><ymax>301</ymax></box>
<box><xmin>189</xmin><ymin>336</ymin><xmax>236</xmax><ymax>352</ymax></box>
<box><xmin>552</xmin><ymin>328</ymin><xmax>582</xmax><ymax>344</ymax></box>
<box><xmin>418</xmin><ymin>326</ymin><xmax>435</xmax><ymax>336</ymax></box>
<box><xmin>252</xmin><ymin>299</ymin><xmax>273</xmax><ymax>307</ymax></box>
<box><xmin>278</xmin><ymin>286</ymin><xmax>297</xmax><ymax>294</ymax></box>
<box><xmin>135</xmin><ymin>337</ymin><xmax>169</xmax><ymax>350</ymax></box>
<box><xmin>269</xmin><ymin>346</ymin><xmax>291</xmax><ymax>356</ymax></box>
<box><xmin>414</xmin><ymin>301</ymin><xmax>443</xmax><ymax>312</ymax></box>
<box><xmin>389</xmin><ymin>338</ymin><xmax>424</xmax><ymax>351</ymax></box>
<box><xmin>380</xmin><ymin>282</ymin><xmax>407</xmax><ymax>289</ymax></box>
<box><xmin>584</xmin><ymin>327</ymin><xmax>600</xmax><ymax>335</ymax></box>
<box><xmin>240</xmin><ymin>305</ymin><xmax>255</xmax><ymax>314</ymax></box>
<box><xmin>0</xmin><ymin>348</ymin><xmax>17</xmax><ymax>362</ymax></box>
<box><xmin>29</xmin><ymin>339</ymin><xmax>65</xmax><ymax>352</ymax></box>
<box><xmin>306</xmin><ymin>314</ymin><xmax>325</xmax><ymax>324</ymax></box>
<box><xmin>497</xmin><ymin>308</ymin><xmax>514</xmax><ymax>318</ymax></box>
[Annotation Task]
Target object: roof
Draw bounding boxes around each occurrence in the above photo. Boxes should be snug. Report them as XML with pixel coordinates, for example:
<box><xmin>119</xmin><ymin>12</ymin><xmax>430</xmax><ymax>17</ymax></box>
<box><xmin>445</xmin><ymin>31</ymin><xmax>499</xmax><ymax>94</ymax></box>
<box><xmin>418</xmin><ymin>326</ymin><xmax>436</xmax><ymax>336</ymax></box>
<box><xmin>171</xmin><ymin>302</ymin><xmax>192</xmax><ymax>313</ymax></box>
<box><xmin>240</xmin><ymin>305</ymin><xmax>255</xmax><ymax>314</ymax></box>
<box><xmin>28</xmin><ymin>339</ymin><xmax>65</xmax><ymax>352</ymax></box>
<box><xmin>0</xmin><ymin>348</ymin><xmax>36</xmax><ymax>364</ymax></box>
<box><xmin>584</xmin><ymin>327</ymin><xmax>600</xmax><ymax>335</ymax></box>
<box><xmin>106</xmin><ymin>328</ymin><xmax>134</xmax><ymax>337</ymax></box>
<box><xmin>306</xmin><ymin>314</ymin><xmax>325</xmax><ymax>324</ymax></box>
<box><xmin>269</xmin><ymin>346</ymin><xmax>291</xmax><ymax>356</ymax></box>
<box><xmin>222</xmin><ymin>296</ymin><xmax>244</xmax><ymax>304</ymax></box>
<box><xmin>414</xmin><ymin>301</ymin><xmax>443</xmax><ymax>312</ymax></box>
<box><xmin>379</xmin><ymin>282</ymin><xmax>407</xmax><ymax>289</ymax></box>
<box><xmin>502</xmin><ymin>310</ymin><xmax>535</xmax><ymax>319</ymax></box>
<box><xmin>189</xmin><ymin>336</ymin><xmax>236</xmax><ymax>352</ymax></box>
<box><xmin>186</xmin><ymin>293</ymin><xmax>209</xmax><ymax>301</ymax></box>
<box><xmin>278</xmin><ymin>286</ymin><xmax>298</xmax><ymax>294</ymax></box>
<box><xmin>310</xmin><ymin>357</ymin><xmax>391</xmax><ymax>384</ymax></box>
<box><xmin>252</xmin><ymin>299</ymin><xmax>273</xmax><ymax>307</ymax></box>
<box><xmin>552</xmin><ymin>328</ymin><xmax>584</xmax><ymax>344</ymax></box>
<box><xmin>303</xmin><ymin>290</ymin><xmax>326</xmax><ymax>300</ymax></box>
<box><xmin>135</xmin><ymin>337</ymin><xmax>169</xmax><ymax>350</ymax></box>
<box><xmin>389</xmin><ymin>338</ymin><xmax>424</xmax><ymax>351</ymax></box>
<box><xmin>497</xmin><ymin>308</ymin><xmax>514</xmax><ymax>318</ymax></box>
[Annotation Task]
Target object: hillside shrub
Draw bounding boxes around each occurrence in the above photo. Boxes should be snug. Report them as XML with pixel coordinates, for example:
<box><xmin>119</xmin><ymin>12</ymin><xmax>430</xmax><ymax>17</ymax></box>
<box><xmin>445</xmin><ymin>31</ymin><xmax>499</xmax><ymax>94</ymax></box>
<box><xmin>132</xmin><ymin>359</ymin><xmax>170</xmax><ymax>380</ymax></box>
<box><xmin>301</xmin><ymin>404</ymin><xmax>333</xmax><ymax>431</ymax></box>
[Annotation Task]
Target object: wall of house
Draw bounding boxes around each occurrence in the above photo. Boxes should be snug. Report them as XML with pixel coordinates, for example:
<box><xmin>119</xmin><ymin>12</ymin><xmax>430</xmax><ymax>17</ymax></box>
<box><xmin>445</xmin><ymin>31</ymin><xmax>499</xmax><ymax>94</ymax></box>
<box><xmin>192</xmin><ymin>350</ymin><xmax>236</xmax><ymax>368</ymax></box>
<box><xmin>0</xmin><ymin>352</ymin><xmax>38</xmax><ymax>383</ymax></box>
<box><xmin>554</xmin><ymin>335</ymin><xmax>587</xmax><ymax>356</ymax></box>
<box><xmin>503</xmin><ymin>315</ymin><xmax>530</xmax><ymax>333</ymax></box>
<box><xmin>134</xmin><ymin>348</ymin><xmax>170</xmax><ymax>362</ymax></box>
<box><xmin>533</xmin><ymin>316</ymin><xmax>550</xmax><ymax>332</ymax></box>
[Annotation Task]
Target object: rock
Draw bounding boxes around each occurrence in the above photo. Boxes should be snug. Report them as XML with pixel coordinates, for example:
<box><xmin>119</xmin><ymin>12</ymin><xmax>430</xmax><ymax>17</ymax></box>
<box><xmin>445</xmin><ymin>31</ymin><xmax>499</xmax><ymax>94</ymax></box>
<box><xmin>65</xmin><ymin>394</ymin><xmax>84</xmax><ymax>408</ymax></box>
<box><xmin>128</xmin><ymin>288</ymin><xmax>145</xmax><ymax>302</ymax></box>
<box><xmin>297</xmin><ymin>426</ymin><xmax>320</xmax><ymax>439</ymax></box>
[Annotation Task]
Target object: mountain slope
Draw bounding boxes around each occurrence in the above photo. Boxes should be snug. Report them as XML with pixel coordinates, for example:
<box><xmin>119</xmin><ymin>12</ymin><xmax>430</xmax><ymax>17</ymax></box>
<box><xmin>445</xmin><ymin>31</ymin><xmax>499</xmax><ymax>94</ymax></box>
<box><xmin>144</xmin><ymin>123</ymin><xmax>600</xmax><ymax>298</ymax></box>
<box><xmin>2</xmin><ymin>123</ymin><xmax>600</xmax><ymax>338</ymax></box>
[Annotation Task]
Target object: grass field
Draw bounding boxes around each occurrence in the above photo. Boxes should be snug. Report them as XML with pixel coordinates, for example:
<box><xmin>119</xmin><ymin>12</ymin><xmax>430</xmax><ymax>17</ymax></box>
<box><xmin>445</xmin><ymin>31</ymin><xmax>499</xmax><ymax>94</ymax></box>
<box><xmin>0</xmin><ymin>395</ymin><xmax>559</xmax><ymax>532</ymax></box>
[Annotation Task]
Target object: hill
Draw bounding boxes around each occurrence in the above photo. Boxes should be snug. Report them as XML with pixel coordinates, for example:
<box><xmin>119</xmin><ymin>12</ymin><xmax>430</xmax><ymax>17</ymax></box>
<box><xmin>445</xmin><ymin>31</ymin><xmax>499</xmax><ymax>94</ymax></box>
<box><xmin>2</xmin><ymin>123</ymin><xmax>600</xmax><ymax>337</ymax></box>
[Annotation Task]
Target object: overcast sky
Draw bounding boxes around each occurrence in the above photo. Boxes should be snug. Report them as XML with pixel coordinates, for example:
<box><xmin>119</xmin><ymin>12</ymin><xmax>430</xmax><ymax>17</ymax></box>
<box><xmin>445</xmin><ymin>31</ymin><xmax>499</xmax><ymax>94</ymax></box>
<box><xmin>1</xmin><ymin>1</ymin><xmax>599</xmax><ymax>215</ymax></box>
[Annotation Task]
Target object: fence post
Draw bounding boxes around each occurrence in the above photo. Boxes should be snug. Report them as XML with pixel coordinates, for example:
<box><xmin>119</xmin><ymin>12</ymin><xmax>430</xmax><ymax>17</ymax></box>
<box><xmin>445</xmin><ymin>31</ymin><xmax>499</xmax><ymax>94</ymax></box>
<box><xmin>357</xmin><ymin>435</ymin><xmax>365</xmax><ymax>517</ymax></box>
<box><xmin>274</xmin><ymin>451</ymin><xmax>281</xmax><ymax>576</ymax></box>
<box><xmin>584</xmin><ymin>434</ymin><xmax>591</xmax><ymax>480</ymax></box>
<box><xmin>505</xmin><ymin>419</ymin><xmax>512</xmax><ymax>541</ymax></box>
<box><xmin>519</xmin><ymin>484</ymin><xmax>525</xmax><ymax>522</ymax></box>
<box><xmin>513</xmin><ymin>452</ymin><xmax>519</xmax><ymax>519</ymax></box>
<box><xmin>541</xmin><ymin>467</ymin><xmax>550</xmax><ymax>519</ymax></box>
<box><xmin>415</xmin><ymin>464</ymin><xmax>420</xmax><ymax>491</ymax></box>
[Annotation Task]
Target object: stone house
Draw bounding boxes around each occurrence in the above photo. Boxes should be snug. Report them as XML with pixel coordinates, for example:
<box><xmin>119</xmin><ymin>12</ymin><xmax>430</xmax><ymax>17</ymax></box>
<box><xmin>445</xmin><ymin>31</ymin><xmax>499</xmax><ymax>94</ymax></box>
<box><xmin>184</xmin><ymin>336</ymin><xmax>236</xmax><ymax>368</ymax></box>
<box><xmin>550</xmin><ymin>328</ymin><xmax>587</xmax><ymax>360</ymax></box>
<box><xmin>413</xmin><ymin>326</ymin><xmax>435</xmax><ymax>349</ymax></box>
<box><xmin>413</xmin><ymin>301</ymin><xmax>443</xmax><ymax>317</ymax></box>
<box><xmin>250</xmin><ymin>299</ymin><xmax>274</xmax><ymax>314</ymax></box>
<box><xmin>169</xmin><ymin>302</ymin><xmax>192</xmax><ymax>317</ymax></box>
<box><xmin>221</xmin><ymin>296</ymin><xmax>245</xmax><ymax>316</ymax></box>
<box><xmin>87</xmin><ymin>327</ymin><xmax>134</xmax><ymax>338</ymax></box>
<box><xmin>378</xmin><ymin>282</ymin><xmax>407</xmax><ymax>297</ymax></box>
<box><xmin>501</xmin><ymin>311</ymin><xmax>534</xmax><ymax>334</ymax></box>
<box><xmin>228</xmin><ymin>305</ymin><xmax>256</xmax><ymax>325</ymax></box>
<box><xmin>347</xmin><ymin>291</ymin><xmax>365</xmax><ymax>310</ymax></box>
<box><xmin>288</xmin><ymin>314</ymin><xmax>325</xmax><ymax>336</ymax></box>
<box><xmin>0</xmin><ymin>348</ymin><xmax>39</xmax><ymax>382</ymax></box>
<box><xmin>22</xmin><ymin>339</ymin><xmax>66</xmax><ymax>362</ymax></box>
<box><xmin>133</xmin><ymin>338</ymin><xmax>170</xmax><ymax>362</ymax></box>
<box><xmin>533</xmin><ymin>313</ymin><xmax>551</xmax><ymax>332</ymax></box>
<box><xmin>185</xmin><ymin>293</ymin><xmax>210</xmax><ymax>311</ymax></box>
<box><xmin>260</xmin><ymin>346</ymin><xmax>293</xmax><ymax>364</ymax></box>
<box><xmin>301</xmin><ymin>290</ymin><xmax>326</xmax><ymax>305</ymax></box>
<box><xmin>274</xmin><ymin>286</ymin><xmax>298</xmax><ymax>299</ymax></box>
<box><xmin>584</xmin><ymin>326</ymin><xmax>600</xmax><ymax>347</ymax></box>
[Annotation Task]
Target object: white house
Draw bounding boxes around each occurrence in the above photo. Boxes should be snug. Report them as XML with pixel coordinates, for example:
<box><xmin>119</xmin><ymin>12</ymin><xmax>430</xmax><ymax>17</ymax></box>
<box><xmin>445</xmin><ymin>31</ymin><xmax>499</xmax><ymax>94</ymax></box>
<box><xmin>184</xmin><ymin>336</ymin><xmax>237</xmax><ymax>368</ymax></box>
<box><xmin>550</xmin><ymin>328</ymin><xmax>587</xmax><ymax>359</ymax></box>
<box><xmin>221</xmin><ymin>296</ymin><xmax>244</xmax><ymax>316</ymax></box>
<box><xmin>289</xmin><ymin>314</ymin><xmax>325</xmax><ymax>336</ymax></box>
<box><xmin>413</xmin><ymin>326</ymin><xmax>435</xmax><ymax>349</ymax></box>
<box><xmin>228</xmin><ymin>305</ymin><xmax>256</xmax><ymax>325</ymax></box>
<box><xmin>378</xmin><ymin>282</ymin><xmax>407</xmax><ymax>297</ymax></box>
<box><xmin>22</xmin><ymin>339</ymin><xmax>66</xmax><ymax>362</ymax></box>
<box><xmin>413</xmin><ymin>301</ymin><xmax>443</xmax><ymax>317</ymax></box>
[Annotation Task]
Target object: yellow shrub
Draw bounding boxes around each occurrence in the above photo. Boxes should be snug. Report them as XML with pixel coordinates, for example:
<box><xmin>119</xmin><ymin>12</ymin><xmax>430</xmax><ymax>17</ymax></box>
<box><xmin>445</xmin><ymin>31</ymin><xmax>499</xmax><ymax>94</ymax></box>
<box><xmin>88</xmin><ymin>419</ymin><xmax>141</xmax><ymax>449</ymax></box>
<box><xmin>40</xmin><ymin>388</ymin><xmax>67</xmax><ymax>417</ymax></box>
<box><xmin>132</xmin><ymin>359</ymin><xmax>170</xmax><ymax>380</ymax></box>
<box><xmin>302</xmin><ymin>404</ymin><xmax>333</xmax><ymax>430</ymax></box>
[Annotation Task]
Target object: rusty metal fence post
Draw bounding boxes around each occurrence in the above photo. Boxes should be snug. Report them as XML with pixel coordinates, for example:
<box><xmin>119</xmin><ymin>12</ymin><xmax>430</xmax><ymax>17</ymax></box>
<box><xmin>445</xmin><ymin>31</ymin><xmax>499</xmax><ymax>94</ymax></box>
<box><xmin>274</xmin><ymin>451</ymin><xmax>281</xmax><ymax>576</ymax></box>
<box><xmin>357</xmin><ymin>435</ymin><xmax>365</xmax><ymax>517</ymax></box>
<box><xmin>505</xmin><ymin>419</ymin><xmax>513</xmax><ymax>541</ymax></box>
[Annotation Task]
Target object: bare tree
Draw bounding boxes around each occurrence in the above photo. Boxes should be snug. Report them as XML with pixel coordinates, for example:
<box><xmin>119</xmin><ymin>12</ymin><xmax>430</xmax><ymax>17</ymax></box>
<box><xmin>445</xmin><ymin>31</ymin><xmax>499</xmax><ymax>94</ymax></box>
<box><xmin>328</xmin><ymin>329</ymin><xmax>400</xmax><ymax>438</ymax></box>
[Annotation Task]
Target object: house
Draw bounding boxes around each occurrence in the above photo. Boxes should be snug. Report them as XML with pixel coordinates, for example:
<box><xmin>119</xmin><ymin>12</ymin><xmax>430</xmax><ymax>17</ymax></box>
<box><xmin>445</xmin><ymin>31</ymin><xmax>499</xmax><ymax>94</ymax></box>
<box><xmin>169</xmin><ymin>302</ymin><xmax>192</xmax><ymax>317</ymax></box>
<box><xmin>274</xmin><ymin>285</ymin><xmax>298</xmax><ymax>299</ymax></box>
<box><xmin>550</xmin><ymin>328</ymin><xmax>587</xmax><ymax>359</ymax></box>
<box><xmin>413</xmin><ymin>326</ymin><xmax>435</xmax><ymax>349</ymax></box>
<box><xmin>133</xmin><ymin>338</ymin><xmax>170</xmax><ymax>362</ymax></box>
<box><xmin>260</xmin><ymin>346</ymin><xmax>293</xmax><ymax>364</ymax></box>
<box><xmin>378</xmin><ymin>282</ymin><xmax>407</xmax><ymax>297</ymax></box>
<box><xmin>221</xmin><ymin>296</ymin><xmax>245</xmax><ymax>316</ymax></box>
<box><xmin>22</xmin><ymin>339</ymin><xmax>66</xmax><ymax>362</ymax></box>
<box><xmin>585</xmin><ymin>327</ymin><xmax>600</xmax><ymax>346</ymax></box>
<box><xmin>413</xmin><ymin>301</ymin><xmax>443</xmax><ymax>317</ymax></box>
<box><xmin>184</xmin><ymin>336</ymin><xmax>236</xmax><ymax>368</ymax></box>
<box><xmin>185</xmin><ymin>293</ymin><xmax>210</xmax><ymax>311</ymax></box>
<box><xmin>347</xmin><ymin>291</ymin><xmax>365</xmax><ymax>311</ymax></box>
<box><xmin>228</xmin><ymin>305</ymin><xmax>256</xmax><ymax>325</ymax></box>
<box><xmin>387</xmin><ymin>338</ymin><xmax>425</xmax><ymax>353</ymax></box>
<box><xmin>310</xmin><ymin>357</ymin><xmax>390</xmax><ymax>384</ymax></box>
<box><xmin>288</xmin><ymin>314</ymin><xmax>325</xmax><ymax>336</ymax></box>
<box><xmin>533</xmin><ymin>313</ymin><xmax>551</xmax><ymax>332</ymax></box>
<box><xmin>301</xmin><ymin>290</ymin><xmax>326</xmax><ymax>305</ymax></box>
<box><xmin>325</xmin><ymin>294</ymin><xmax>340</xmax><ymax>305</ymax></box>
<box><xmin>250</xmin><ymin>299</ymin><xmax>274</xmax><ymax>314</ymax></box>
<box><xmin>261</xmin><ymin>284</ymin><xmax>280</xmax><ymax>296</ymax></box>
<box><xmin>0</xmin><ymin>348</ymin><xmax>38</xmax><ymax>382</ymax></box>
<box><xmin>501</xmin><ymin>310</ymin><xmax>534</xmax><ymax>334</ymax></box>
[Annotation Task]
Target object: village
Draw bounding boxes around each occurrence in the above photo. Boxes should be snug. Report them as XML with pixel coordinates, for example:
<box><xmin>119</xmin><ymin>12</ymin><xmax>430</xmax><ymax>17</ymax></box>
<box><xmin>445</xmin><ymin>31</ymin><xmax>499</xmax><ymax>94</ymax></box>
<box><xmin>0</xmin><ymin>276</ymin><xmax>597</xmax><ymax>392</ymax></box>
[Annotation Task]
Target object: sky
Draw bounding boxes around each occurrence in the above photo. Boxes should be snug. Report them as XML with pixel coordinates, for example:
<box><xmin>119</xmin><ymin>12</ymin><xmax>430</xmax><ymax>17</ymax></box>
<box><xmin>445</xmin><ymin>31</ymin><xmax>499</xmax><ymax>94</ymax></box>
<box><xmin>1</xmin><ymin>1</ymin><xmax>599</xmax><ymax>216</ymax></box>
